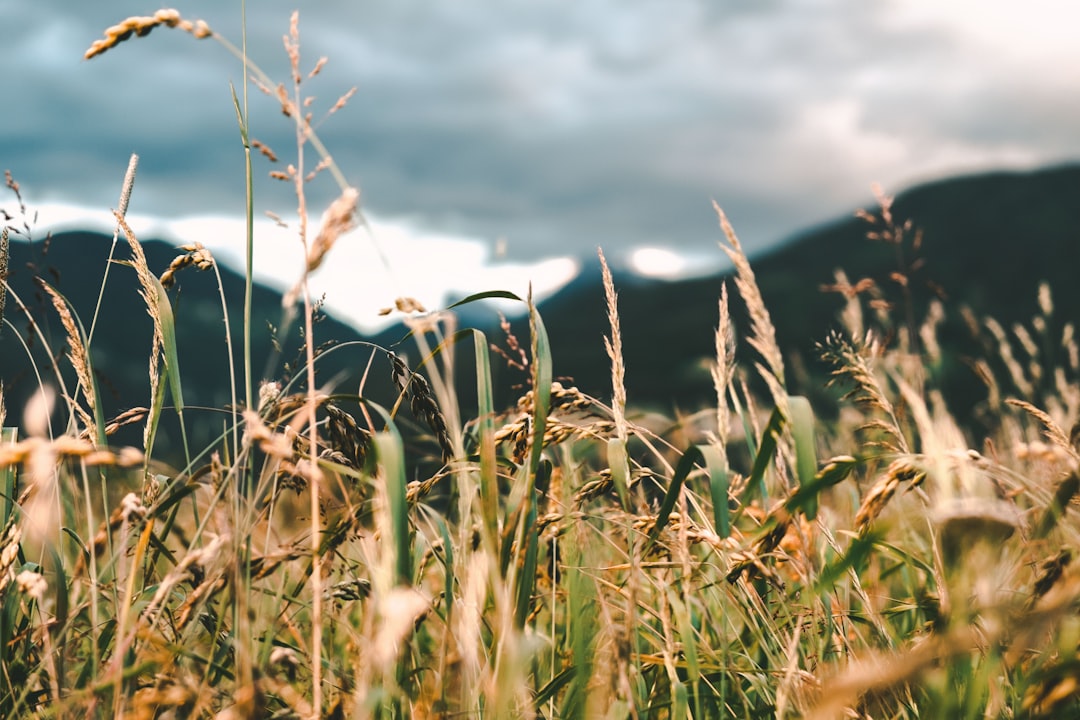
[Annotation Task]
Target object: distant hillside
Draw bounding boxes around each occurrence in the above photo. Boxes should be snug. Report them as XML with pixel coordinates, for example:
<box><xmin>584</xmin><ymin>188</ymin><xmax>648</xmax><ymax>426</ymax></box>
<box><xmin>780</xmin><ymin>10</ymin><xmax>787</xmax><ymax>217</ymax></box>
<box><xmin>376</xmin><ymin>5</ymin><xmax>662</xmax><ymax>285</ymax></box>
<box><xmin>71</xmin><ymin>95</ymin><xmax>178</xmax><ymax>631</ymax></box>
<box><xmin>535</xmin><ymin>163</ymin><xmax>1080</xmax><ymax>418</ymax></box>
<box><xmin>4</xmin><ymin>164</ymin><xmax>1079</xmax><ymax>447</ymax></box>
<box><xmin>0</xmin><ymin>231</ymin><xmax>405</xmax><ymax>455</ymax></box>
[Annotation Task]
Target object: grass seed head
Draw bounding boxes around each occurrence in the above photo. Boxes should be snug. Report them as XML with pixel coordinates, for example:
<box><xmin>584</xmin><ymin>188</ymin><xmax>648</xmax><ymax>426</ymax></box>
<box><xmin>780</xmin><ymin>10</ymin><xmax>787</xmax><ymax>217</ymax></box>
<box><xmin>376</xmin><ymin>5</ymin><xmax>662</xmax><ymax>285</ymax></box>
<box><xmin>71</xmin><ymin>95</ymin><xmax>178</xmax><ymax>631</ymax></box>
<box><xmin>0</xmin><ymin>226</ymin><xmax>8</xmax><ymax>335</ymax></box>
<box><xmin>84</xmin><ymin>9</ymin><xmax>211</xmax><ymax>60</ymax></box>
<box><xmin>306</xmin><ymin>187</ymin><xmax>359</xmax><ymax>274</ymax></box>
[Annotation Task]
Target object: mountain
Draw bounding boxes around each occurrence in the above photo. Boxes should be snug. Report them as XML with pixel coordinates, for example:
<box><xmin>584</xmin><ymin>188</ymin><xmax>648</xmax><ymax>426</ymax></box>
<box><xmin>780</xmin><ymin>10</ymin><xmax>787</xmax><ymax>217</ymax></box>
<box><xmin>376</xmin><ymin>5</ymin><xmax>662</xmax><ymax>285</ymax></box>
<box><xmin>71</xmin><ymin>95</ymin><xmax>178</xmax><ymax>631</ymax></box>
<box><xmin>0</xmin><ymin>231</ymin><xmax>405</xmax><ymax>455</ymax></box>
<box><xmin>4</xmin><ymin>163</ymin><xmax>1079</xmax><ymax>449</ymax></box>
<box><xmin>533</xmin><ymin>163</ymin><xmax>1080</xmax><ymax>419</ymax></box>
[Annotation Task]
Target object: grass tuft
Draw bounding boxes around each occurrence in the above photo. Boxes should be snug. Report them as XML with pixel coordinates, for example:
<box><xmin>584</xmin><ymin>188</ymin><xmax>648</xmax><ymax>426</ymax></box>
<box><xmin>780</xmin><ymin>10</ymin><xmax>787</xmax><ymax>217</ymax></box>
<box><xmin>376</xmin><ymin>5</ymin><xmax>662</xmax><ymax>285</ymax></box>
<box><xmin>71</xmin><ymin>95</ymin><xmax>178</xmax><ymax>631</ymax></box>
<box><xmin>1</xmin><ymin>7</ymin><xmax>1078</xmax><ymax>718</ymax></box>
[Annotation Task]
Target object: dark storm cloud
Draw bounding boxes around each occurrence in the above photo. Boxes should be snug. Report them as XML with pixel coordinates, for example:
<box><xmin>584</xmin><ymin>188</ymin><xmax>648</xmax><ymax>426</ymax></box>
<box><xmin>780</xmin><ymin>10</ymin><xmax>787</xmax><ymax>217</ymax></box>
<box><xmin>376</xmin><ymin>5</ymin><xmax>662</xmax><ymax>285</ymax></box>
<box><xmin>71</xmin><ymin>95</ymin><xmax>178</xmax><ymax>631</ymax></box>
<box><xmin>6</xmin><ymin>0</ymin><xmax>1080</xmax><ymax>262</ymax></box>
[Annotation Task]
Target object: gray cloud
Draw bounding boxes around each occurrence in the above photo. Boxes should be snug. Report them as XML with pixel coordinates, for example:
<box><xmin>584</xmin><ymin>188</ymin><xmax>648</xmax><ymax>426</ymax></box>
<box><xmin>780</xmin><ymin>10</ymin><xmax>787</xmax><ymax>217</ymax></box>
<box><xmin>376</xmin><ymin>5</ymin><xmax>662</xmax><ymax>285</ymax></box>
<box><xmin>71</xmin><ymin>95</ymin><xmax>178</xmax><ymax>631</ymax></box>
<box><xmin>5</xmin><ymin>0</ymin><xmax>1080</xmax><ymax>264</ymax></box>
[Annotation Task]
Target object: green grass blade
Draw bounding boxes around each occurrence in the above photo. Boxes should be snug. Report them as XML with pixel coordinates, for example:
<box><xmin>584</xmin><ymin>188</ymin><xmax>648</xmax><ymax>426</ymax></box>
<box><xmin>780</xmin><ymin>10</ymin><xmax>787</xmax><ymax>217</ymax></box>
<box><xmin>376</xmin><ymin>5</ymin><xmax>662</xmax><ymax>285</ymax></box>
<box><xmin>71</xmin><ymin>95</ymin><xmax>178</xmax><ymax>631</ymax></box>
<box><xmin>560</xmin><ymin>548</ymin><xmax>598</xmax><ymax>719</ymax></box>
<box><xmin>671</xmin><ymin>679</ymin><xmax>689</xmax><ymax>720</ymax></box>
<box><xmin>607</xmin><ymin>438</ymin><xmax>631</xmax><ymax>509</ymax></box>
<box><xmin>374</xmin><ymin>423</ymin><xmax>411</xmax><ymax>586</ymax></box>
<box><xmin>514</xmin><ymin>480</ymin><xmax>541</xmax><ymax>629</ymax></box>
<box><xmin>229</xmin><ymin>80</ymin><xmax>255</xmax><ymax>415</ymax></box>
<box><xmin>645</xmin><ymin>446</ymin><xmax>702</xmax><ymax>553</ymax></box>
<box><xmin>526</xmin><ymin>299</ymin><xmax>552</xmax><ymax>480</ymax></box>
<box><xmin>535</xmin><ymin>666</ymin><xmax>577</xmax><ymax>709</ymax></box>
<box><xmin>786</xmin><ymin>455</ymin><xmax>859</xmax><ymax>517</ymax></box>
<box><xmin>743</xmin><ymin>407</ymin><xmax>784</xmax><ymax>508</ymax></box>
<box><xmin>471</xmin><ymin>329</ymin><xmax>499</xmax><ymax>546</ymax></box>
<box><xmin>698</xmin><ymin>443</ymin><xmax>730</xmax><ymax>538</ymax></box>
<box><xmin>815</xmin><ymin>528</ymin><xmax>882</xmax><ymax>592</ymax></box>
<box><xmin>668</xmin><ymin>588</ymin><xmax>701</xmax><ymax>719</ymax></box>
<box><xmin>1035</xmin><ymin>470</ymin><xmax>1079</xmax><ymax>539</ymax></box>
<box><xmin>435</xmin><ymin>515</ymin><xmax>454</xmax><ymax>624</ymax></box>
<box><xmin>446</xmin><ymin>290</ymin><xmax>523</xmax><ymax>308</ymax></box>
<box><xmin>788</xmin><ymin>395</ymin><xmax>819</xmax><ymax>518</ymax></box>
<box><xmin>1</xmin><ymin>427</ymin><xmax>16</xmax><ymax>523</ymax></box>
<box><xmin>152</xmin><ymin>276</ymin><xmax>184</xmax><ymax>414</ymax></box>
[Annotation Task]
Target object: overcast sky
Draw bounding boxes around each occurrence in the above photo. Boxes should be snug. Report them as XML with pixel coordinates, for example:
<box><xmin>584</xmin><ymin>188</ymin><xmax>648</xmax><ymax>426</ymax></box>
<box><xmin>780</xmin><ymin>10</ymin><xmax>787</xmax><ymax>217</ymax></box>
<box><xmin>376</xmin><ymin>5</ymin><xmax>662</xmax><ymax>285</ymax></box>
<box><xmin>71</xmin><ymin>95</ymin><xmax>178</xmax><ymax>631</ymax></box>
<box><xmin>5</xmin><ymin>1</ymin><xmax>1080</xmax><ymax>328</ymax></box>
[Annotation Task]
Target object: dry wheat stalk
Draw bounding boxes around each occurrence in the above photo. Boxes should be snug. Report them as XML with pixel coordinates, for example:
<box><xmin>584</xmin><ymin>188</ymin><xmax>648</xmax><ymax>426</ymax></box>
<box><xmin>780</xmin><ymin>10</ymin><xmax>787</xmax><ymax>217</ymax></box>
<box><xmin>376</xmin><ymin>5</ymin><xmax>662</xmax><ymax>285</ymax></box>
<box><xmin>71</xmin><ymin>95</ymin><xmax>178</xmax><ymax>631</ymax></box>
<box><xmin>714</xmin><ymin>202</ymin><xmax>787</xmax><ymax>413</ymax></box>
<box><xmin>36</xmin><ymin>278</ymin><xmax>96</xmax><ymax>425</ymax></box>
<box><xmin>160</xmin><ymin>242</ymin><xmax>214</xmax><ymax>289</ymax></box>
<box><xmin>0</xmin><ymin>519</ymin><xmax>21</xmax><ymax>593</ymax></box>
<box><xmin>84</xmin><ymin>9</ymin><xmax>211</xmax><ymax>60</ymax></box>
<box><xmin>388</xmin><ymin>352</ymin><xmax>453</xmax><ymax>461</ymax></box>
<box><xmin>821</xmin><ymin>330</ymin><xmax>909</xmax><ymax>454</ymax></box>
<box><xmin>114</xmin><ymin>212</ymin><xmax>164</xmax><ymax>391</ymax></box>
<box><xmin>0</xmin><ymin>226</ymin><xmax>8</xmax><ymax>335</ymax></box>
<box><xmin>598</xmin><ymin>248</ymin><xmax>628</xmax><ymax>441</ymax></box>
<box><xmin>711</xmin><ymin>282</ymin><xmax>736</xmax><ymax>461</ymax></box>
<box><xmin>1006</xmin><ymin>398</ymin><xmax>1077</xmax><ymax>462</ymax></box>
<box><xmin>855</xmin><ymin>457</ymin><xmax>925</xmax><ymax>533</ymax></box>
<box><xmin>306</xmin><ymin>187</ymin><xmax>359</xmax><ymax>274</ymax></box>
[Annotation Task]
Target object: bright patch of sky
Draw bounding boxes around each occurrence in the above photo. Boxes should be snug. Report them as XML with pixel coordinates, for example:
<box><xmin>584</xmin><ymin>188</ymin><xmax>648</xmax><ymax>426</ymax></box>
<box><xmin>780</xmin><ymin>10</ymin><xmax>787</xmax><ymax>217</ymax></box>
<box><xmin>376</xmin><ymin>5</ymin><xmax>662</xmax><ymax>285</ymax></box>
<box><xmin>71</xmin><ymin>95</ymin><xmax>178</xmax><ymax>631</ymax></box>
<box><xmin>32</xmin><ymin>202</ymin><xmax>580</xmax><ymax>332</ymax></box>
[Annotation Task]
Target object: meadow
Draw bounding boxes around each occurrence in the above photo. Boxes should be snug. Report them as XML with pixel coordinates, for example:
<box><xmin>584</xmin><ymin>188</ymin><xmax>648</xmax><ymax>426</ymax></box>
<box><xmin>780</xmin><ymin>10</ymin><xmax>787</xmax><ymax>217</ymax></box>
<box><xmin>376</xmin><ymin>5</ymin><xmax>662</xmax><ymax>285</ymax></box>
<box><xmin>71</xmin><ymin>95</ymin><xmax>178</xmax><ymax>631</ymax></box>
<box><xmin>2</xmin><ymin>9</ymin><xmax>1079</xmax><ymax>718</ymax></box>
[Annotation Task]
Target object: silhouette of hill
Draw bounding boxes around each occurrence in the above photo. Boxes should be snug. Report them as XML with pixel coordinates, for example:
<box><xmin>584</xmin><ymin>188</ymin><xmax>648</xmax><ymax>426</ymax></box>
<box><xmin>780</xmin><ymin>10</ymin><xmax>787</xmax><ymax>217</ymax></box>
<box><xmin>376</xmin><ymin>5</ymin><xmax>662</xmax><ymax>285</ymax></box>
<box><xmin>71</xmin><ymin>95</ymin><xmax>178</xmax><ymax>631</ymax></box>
<box><xmin>0</xmin><ymin>231</ymin><xmax>404</xmax><ymax>455</ymax></box>
<box><xmin>4</xmin><ymin>163</ymin><xmax>1079</xmax><ymax>449</ymax></box>
<box><xmin>534</xmin><ymin>163</ymin><xmax>1080</xmax><ymax>418</ymax></box>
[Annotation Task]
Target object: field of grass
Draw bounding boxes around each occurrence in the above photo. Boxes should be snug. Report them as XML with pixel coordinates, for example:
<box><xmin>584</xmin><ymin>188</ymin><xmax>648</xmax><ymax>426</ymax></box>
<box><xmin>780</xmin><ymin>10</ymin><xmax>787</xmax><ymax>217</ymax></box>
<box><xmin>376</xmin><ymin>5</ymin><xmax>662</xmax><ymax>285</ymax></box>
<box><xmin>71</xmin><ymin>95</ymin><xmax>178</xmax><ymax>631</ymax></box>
<box><xmin>3</xmin><ymin>9</ymin><xmax>1080</xmax><ymax>719</ymax></box>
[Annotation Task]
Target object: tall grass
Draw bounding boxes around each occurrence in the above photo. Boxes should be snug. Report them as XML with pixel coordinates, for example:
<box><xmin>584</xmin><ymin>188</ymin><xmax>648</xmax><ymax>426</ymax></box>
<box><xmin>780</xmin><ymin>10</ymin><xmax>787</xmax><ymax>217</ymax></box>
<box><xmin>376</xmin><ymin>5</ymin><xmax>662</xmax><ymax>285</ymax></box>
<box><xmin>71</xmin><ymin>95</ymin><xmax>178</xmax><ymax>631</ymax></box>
<box><xmin>1</xmin><ymin>7</ymin><xmax>1079</xmax><ymax>719</ymax></box>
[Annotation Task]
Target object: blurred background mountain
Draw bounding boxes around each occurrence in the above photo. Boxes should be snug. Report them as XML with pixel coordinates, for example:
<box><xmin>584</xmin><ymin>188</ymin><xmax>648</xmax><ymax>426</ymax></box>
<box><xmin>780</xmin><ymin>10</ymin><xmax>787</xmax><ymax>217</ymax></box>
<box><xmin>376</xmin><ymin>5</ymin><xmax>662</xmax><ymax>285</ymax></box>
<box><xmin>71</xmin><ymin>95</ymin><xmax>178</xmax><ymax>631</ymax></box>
<box><xmin>3</xmin><ymin>163</ymin><xmax>1078</xmax><ymax>453</ymax></box>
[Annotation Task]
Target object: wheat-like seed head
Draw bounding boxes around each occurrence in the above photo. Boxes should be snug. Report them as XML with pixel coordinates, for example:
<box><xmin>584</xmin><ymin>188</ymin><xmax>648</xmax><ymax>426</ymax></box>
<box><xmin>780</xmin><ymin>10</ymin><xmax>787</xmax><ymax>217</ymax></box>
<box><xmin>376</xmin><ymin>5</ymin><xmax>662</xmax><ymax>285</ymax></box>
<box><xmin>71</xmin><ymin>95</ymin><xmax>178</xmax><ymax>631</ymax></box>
<box><xmin>855</xmin><ymin>457</ymin><xmax>925</xmax><ymax>533</ymax></box>
<box><xmin>1007</xmin><ymin>398</ymin><xmax>1079</xmax><ymax>464</ymax></box>
<box><xmin>598</xmin><ymin>247</ymin><xmax>628</xmax><ymax>442</ymax></box>
<box><xmin>821</xmin><ymin>330</ymin><xmax>909</xmax><ymax>454</ymax></box>
<box><xmin>84</xmin><ymin>9</ymin><xmax>211</xmax><ymax>60</ymax></box>
<box><xmin>113</xmin><ymin>212</ymin><xmax>164</xmax><ymax>434</ymax></box>
<box><xmin>713</xmin><ymin>202</ymin><xmax>787</xmax><ymax>413</ymax></box>
<box><xmin>307</xmin><ymin>187</ymin><xmax>359</xmax><ymax>274</ymax></box>
<box><xmin>37</xmin><ymin>279</ymin><xmax>96</xmax><ymax>424</ymax></box>
<box><xmin>0</xmin><ymin>520</ymin><xmax>21</xmax><ymax>593</ymax></box>
<box><xmin>160</xmin><ymin>242</ymin><xmax>215</xmax><ymax>288</ymax></box>
<box><xmin>0</xmin><ymin>226</ymin><xmax>8</xmax><ymax>336</ymax></box>
<box><xmin>710</xmin><ymin>282</ymin><xmax>735</xmax><ymax>460</ymax></box>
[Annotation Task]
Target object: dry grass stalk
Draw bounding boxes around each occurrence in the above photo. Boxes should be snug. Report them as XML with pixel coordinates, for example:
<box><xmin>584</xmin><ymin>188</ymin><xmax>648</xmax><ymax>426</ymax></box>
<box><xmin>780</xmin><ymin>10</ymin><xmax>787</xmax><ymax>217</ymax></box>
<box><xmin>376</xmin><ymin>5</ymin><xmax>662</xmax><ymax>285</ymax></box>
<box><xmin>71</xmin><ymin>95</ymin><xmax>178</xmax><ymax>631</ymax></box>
<box><xmin>160</xmin><ymin>242</ymin><xmax>214</xmax><ymax>289</ymax></box>
<box><xmin>390</xmin><ymin>353</ymin><xmax>453</xmax><ymax>462</ymax></box>
<box><xmin>711</xmin><ymin>282</ymin><xmax>735</xmax><ymax>461</ymax></box>
<box><xmin>713</xmin><ymin>202</ymin><xmax>787</xmax><ymax>413</ymax></box>
<box><xmin>726</xmin><ymin>504</ymin><xmax>793</xmax><ymax>584</ymax></box>
<box><xmin>821</xmin><ymin>269</ymin><xmax>872</xmax><ymax>339</ymax></box>
<box><xmin>1007</xmin><ymin>398</ymin><xmax>1077</xmax><ymax>462</ymax></box>
<box><xmin>283</xmin><ymin>187</ymin><xmax>359</xmax><ymax>309</ymax></box>
<box><xmin>855</xmin><ymin>457</ymin><xmax>926</xmax><ymax>533</ymax></box>
<box><xmin>0</xmin><ymin>226</ymin><xmax>8</xmax><ymax>334</ymax></box>
<box><xmin>0</xmin><ymin>519</ymin><xmax>21</xmax><ymax>593</ymax></box>
<box><xmin>821</xmin><ymin>330</ymin><xmax>909</xmax><ymax>454</ymax></box>
<box><xmin>307</xmin><ymin>187</ymin><xmax>359</xmax><ymax>274</ymax></box>
<box><xmin>598</xmin><ymin>248</ymin><xmax>628</xmax><ymax>441</ymax></box>
<box><xmin>36</xmin><ymin>278</ymin><xmax>96</xmax><ymax>425</ymax></box>
<box><xmin>985</xmin><ymin>317</ymin><xmax>1034</xmax><ymax>399</ymax></box>
<box><xmin>113</xmin><ymin>212</ymin><xmax>164</xmax><ymax>444</ymax></box>
<box><xmin>102</xmin><ymin>406</ymin><xmax>149</xmax><ymax>437</ymax></box>
<box><xmin>378</xmin><ymin>296</ymin><xmax>427</xmax><ymax>316</ymax></box>
<box><xmin>84</xmin><ymin>9</ymin><xmax>211</xmax><ymax>60</ymax></box>
<box><xmin>0</xmin><ymin>436</ymin><xmax>143</xmax><ymax>469</ymax></box>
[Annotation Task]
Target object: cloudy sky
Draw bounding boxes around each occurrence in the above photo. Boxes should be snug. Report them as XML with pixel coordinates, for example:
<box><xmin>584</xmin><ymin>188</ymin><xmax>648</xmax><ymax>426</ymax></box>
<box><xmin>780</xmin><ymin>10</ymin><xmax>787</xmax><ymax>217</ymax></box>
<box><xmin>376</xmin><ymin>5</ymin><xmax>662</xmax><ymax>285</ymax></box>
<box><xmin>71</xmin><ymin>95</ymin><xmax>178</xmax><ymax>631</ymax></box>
<box><xmin>5</xmin><ymin>1</ymin><xmax>1080</xmax><ymax>329</ymax></box>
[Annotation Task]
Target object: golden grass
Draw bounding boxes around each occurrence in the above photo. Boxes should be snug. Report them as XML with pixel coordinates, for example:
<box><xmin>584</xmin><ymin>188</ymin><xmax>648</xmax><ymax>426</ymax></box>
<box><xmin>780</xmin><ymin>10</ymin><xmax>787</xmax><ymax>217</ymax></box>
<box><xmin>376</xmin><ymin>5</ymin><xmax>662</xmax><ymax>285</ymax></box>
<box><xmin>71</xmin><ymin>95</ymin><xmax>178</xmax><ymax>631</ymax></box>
<box><xmin>2</xmin><ymin>8</ymin><xmax>1080</xmax><ymax>719</ymax></box>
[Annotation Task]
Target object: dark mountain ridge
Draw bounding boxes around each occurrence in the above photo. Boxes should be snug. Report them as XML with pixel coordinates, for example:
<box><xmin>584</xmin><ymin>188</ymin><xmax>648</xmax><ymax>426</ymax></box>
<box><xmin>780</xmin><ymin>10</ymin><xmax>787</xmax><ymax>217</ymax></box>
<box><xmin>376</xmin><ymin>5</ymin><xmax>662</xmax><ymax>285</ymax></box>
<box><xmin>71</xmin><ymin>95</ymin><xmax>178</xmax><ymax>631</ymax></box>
<box><xmin>3</xmin><ymin>163</ymin><xmax>1079</xmax><ymax>444</ymax></box>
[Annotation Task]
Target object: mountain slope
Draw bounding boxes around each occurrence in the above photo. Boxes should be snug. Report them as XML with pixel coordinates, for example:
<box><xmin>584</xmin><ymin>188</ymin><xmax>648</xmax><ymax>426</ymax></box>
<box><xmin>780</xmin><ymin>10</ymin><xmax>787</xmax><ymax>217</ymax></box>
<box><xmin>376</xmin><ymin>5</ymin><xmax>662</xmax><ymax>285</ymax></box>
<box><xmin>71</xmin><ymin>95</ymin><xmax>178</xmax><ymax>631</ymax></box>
<box><xmin>4</xmin><ymin>163</ymin><xmax>1078</xmax><ymax>441</ymax></box>
<box><xmin>536</xmin><ymin>163</ymin><xmax>1080</xmax><ymax>413</ymax></box>
<box><xmin>0</xmin><ymin>231</ymin><xmax>404</xmax><ymax>453</ymax></box>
